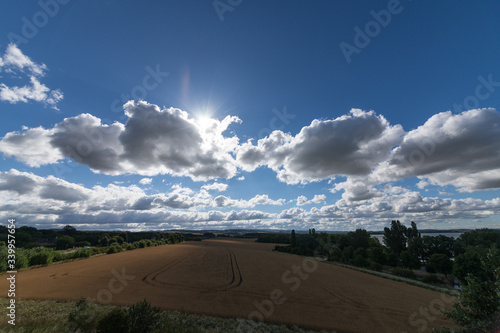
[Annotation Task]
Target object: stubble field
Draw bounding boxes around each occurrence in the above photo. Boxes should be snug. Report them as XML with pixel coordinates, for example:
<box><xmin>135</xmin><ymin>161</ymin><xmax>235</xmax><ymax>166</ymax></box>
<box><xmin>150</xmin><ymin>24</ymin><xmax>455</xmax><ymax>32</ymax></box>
<box><xmin>0</xmin><ymin>239</ymin><xmax>456</xmax><ymax>332</ymax></box>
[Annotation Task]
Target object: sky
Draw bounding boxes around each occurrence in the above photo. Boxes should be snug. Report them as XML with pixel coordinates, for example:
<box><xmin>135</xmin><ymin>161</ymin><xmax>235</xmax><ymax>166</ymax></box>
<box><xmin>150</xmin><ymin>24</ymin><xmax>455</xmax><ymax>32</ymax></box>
<box><xmin>0</xmin><ymin>1</ymin><xmax>500</xmax><ymax>232</ymax></box>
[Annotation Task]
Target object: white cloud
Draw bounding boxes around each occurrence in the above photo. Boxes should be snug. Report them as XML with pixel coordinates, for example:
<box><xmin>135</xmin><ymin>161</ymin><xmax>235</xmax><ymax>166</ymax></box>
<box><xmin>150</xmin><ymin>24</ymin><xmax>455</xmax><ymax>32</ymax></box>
<box><xmin>237</xmin><ymin>109</ymin><xmax>404</xmax><ymax>184</ymax></box>
<box><xmin>0</xmin><ymin>44</ymin><xmax>63</xmax><ymax>109</ymax></box>
<box><xmin>139</xmin><ymin>178</ymin><xmax>152</xmax><ymax>185</ymax></box>
<box><xmin>296</xmin><ymin>194</ymin><xmax>327</xmax><ymax>206</ymax></box>
<box><xmin>201</xmin><ymin>182</ymin><xmax>228</xmax><ymax>192</ymax></box>
<box><xmin>0</xmin><ymin>43</ymin><xmax>46</xmax><ymax>76</ymax></box>
<box><xmin>0</xmin><ymin>101</ymin><xmax>241</xmax><ymax>180</ymax></box>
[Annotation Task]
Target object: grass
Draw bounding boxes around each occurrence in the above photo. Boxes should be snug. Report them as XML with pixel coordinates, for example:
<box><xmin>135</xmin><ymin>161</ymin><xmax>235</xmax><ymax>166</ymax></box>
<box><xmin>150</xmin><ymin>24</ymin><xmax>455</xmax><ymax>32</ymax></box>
<box><xmin>0</xmin><ymin>298</ymin><xmax>336</xmax><ymax>333</ymax></box>
<box><xmin>330</xmin><ymin>262</ymin><xmax>458</xmax><ymax>296</ymax></box>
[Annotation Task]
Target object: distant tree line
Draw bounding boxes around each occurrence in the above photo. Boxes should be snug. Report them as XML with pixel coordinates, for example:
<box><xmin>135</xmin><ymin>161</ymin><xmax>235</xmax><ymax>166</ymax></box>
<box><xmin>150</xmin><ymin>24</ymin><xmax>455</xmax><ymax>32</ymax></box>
<box><xmin>0</xmin><ymin>225</ymin><xmax>186</xmax><ymax>272</ymax></box>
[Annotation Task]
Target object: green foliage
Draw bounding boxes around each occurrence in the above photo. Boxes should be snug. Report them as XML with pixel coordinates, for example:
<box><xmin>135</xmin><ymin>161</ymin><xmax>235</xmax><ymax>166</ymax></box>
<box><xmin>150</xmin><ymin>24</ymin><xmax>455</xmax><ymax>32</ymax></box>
<box><xmin>368</xmin><ymin>246</ymin><xmax>387</xmax><ymax>265</ymax></box>
<box><xmin>435</xmin><ymin>247</ymin><xmax>500</xmax><ymax>333</ymax></box>
<box><xmin>128</xmin><ymin>299</ymin><xmax>163</xmax><ymax>333</ymax></box>
<box><xmin>126</xmin><ymin>243</ymin><xmax>137</xmax><ymax>250</ymax></box>
<box><xmin>383</xmin><ymin>220</ymin><xmax>409</xmax><ymax>257</ymax></box>
<box><xmin>400</xmin><ymin>250</ymin><xmax>421</xmax><ymax>270</ymax></box>
<box><xmin>392</xmin><ymin>267</ymin><xmax>417</xmax><ymax>279</ymax></box>
<box><xmin>453</xmin><ymin>249</ymin><xmax>484</xmax><ymax>284</ymax></box>
<box><xmin>347</xmin><ymin>229</ymin><xmax>371</xmax><ymax>250</ymax></box>
<box><xmin>107</xmin><ymin>244</ymin><xmax>123</xmax><ymax>254</ymax></box>
<box><xmin>56</xmin><ymin>235</ymin><xmax>75</xmax><ymax>250</ymax></box>
<box><xmin>28</xmin><ymin>247</ymin><xmax>54</xmax><ymax>266</ymax></box>
<box><xmin>429</xmin><ymin>253</ymin><xmax>453</xmax><ymax>277</ymax></box>
<box><xmin>15</xmin><ymin>249</ymin><xmax>29</xmax><ymax>269</ymax></box>
<box><xmin>343</xmin><ymin>246</ymin><xmax>354</xmax><ymax>264</ymax></box>
<box><xmin>328</xmin><ymin>246</ymin><xmax>343</xmax><ymax>262</ymax></box>
<box><xmin>421</xmin><ymin>274</ymin><xmax>443</xmax><ymax>285</ymax></box>
<box><xmin>369</xmin><ymin>261</ymin><xmax>383</xmax><ymax>271</ymax></box>
<box><xmin>67</xmin><ymin>298</ymin><xmax>101</xmax><ymax>333</ymax></box>
<box><xmin>353</xmin><ymin>254</ymin><xmax>369</xmax><ymax>267</ymax></box>
<box><xmin>256</xmin><ymin>233</ymin><xmax>291</xmax><ymax>244</ymax></box>
<box><xmin>97</xmin><ymin>308</ymin><xmax>129</xmax><ymax>333</ymax></box>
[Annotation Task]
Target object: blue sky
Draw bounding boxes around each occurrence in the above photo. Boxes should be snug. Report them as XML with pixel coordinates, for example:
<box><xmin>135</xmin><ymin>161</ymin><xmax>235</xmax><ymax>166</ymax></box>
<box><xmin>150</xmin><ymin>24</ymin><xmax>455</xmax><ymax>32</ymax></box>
<box><xmin>0</xmin><ymin>1</ymin><xmax>499</xmax><ymax>231</ymax></box>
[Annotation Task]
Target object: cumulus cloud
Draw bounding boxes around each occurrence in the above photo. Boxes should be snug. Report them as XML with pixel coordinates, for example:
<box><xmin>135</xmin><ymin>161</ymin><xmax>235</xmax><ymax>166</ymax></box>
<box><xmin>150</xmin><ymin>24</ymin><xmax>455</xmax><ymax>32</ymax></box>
<box><xmin>373</xmin><ymin>108</ymin><xmax>500</xmax><ymax>192</ymax></box>
<box><xmin>0</xmin><ymin>44</ymin><xmax>63</xmax><ymax>109</ymax></box>
<box><xmin>237</xmin><ymin>109</ymin><xmax>404</xmax><ymax>184</ymax></box>
<box><xmin>0</xmin><ymin>101</ymin><xmax>241</xmax><ymax>180</ymax></box>
<box><xmin>201</xmin><ymin>182</ymin><xmax>228</xmax><ymax>192</ymax></box>
<box><xmin>296</xmin><ymin>194</ymin><xmax>327</xmax><ymax>206</ymax></box>
<box><xmin>139</xmin><ymin>178</ymin><xmax>152</xmax><ymax>185</ymax></box>
<box><xmin>212</xmin><ymin>194</ymin><xmax>285</xmax><ymax>208</ymax></box>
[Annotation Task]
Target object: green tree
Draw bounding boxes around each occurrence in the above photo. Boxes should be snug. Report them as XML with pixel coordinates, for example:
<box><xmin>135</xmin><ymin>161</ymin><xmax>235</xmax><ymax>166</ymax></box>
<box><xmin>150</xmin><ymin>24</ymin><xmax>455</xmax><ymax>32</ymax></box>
<box><xmin>291</xmin><ymin>229</ymin><xmax>297</xmax><ymax>248</ymax></box>
<box><xmin>435</xmin><ymin>247</ymin><xmax>500</xmax><ymax>333</ymax></box>
<box><xmin>400</xmin><ymin>250</ymin><xmax>421</xmax><ymax>270</ymax></box>
<box><xmin>429</xmin><ymin>253</ymin><xmax>453</xmax><ymax>277</ymax></box>
<box><xmin>328</xmin><ymin>246</ymin><xmax>343</xmax><ymax>262</ymax></box>
<box><xmin>62</xmin><ymin>225</ymin><xmax>77</xmax><ymax>235</ymax></box>
<box><xmin>453</xmin><ymin>249</ymin><xmax>484</xmax><ymax>284</ymax></box>
<box><xmin>383</xmin><ymin>220</ymin><xmax>408</xmax><ymax>258</ymax></box>
<box><xmin>56</xmin><ymin>235</ymin><xmax>75</xmax><ymax>250</ymax></box>
<box><xmin>368</xmin><ymin>246</ymin><xmax>387</xmax><ymax>265</ymax></box>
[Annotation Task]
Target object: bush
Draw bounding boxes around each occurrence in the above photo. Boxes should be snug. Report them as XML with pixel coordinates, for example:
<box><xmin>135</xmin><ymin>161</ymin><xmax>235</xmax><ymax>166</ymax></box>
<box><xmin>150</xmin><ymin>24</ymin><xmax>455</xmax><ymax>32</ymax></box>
<box><xmin>128</xmin><ymin>300</ymin><xmax>163</xmax><ymax>333</ymax></box>
<box><xmin>421</xmin><ymin>274</ymin><xmax>443</xmax><ymax>285</ymax></box>
<box><xmin>392</xmin><ymin>267</ymin><xmax>417</xmax><ymax>279</ymax></box>
<box><xmin>126</xmin><ymin>243</ymin><xmax>136</xmax><ymax>251</ymax></box>
<box><xmin>369</xmin><ymin>261</ymin><xmax>383</xmax><ymax>271</ymax></box>
<box><xmin>28</xmin><ymin>247</ymin><xmax>54</xmax><ymax>266</ymax></box>
<box><xmin>73</xmin><ymin>248</ymin><xmax>91</xmax><ymax>258</ymax></box>
<box><xmin>67</xmin><ymin>298</ymin><xmax>101</xmax><ymax>333</ymax></box>
<box><xmin>107</xmin><ymin>244</ymin><xmax>122</xmax><ymax>254</ymax></box>
<box><xmin>353</xmin><ymin>254</ymin><xmax>369</xmax><ymax>267</ymax></box>
<box><xmin>15</xmin><ymin>250</ymin><xmax>29</xmax><ymax>269</ymax></box>
<box><xmin>97</xmin><ymin>308</ymin><xmax>129</xmax><ymax>333</ymax></box>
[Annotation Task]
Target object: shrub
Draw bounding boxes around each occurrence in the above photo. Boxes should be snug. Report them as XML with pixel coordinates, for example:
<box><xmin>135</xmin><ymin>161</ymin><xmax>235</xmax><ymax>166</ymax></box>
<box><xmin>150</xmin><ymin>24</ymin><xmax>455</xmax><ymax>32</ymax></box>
<box><xmin>52</xmin><ymin>251</ymin><xmax>66</xmax><ymax>262</ymax></box>
<box><xmin>128</xmin><ymin>299</ymin><xmax>163</xmax><ymax>333</ymax></box>
<box><xmin>67</xmin><ymin>298</ymin><xmax>101</xmax><ymax>333</ymax></box>
<box><xmin>353</xmin><ymin>254</ymin><xmax>369</xmax><ymax>267</ymax></box>
<box><xmin>421</xmin><ymin>274</ymin><xmax>443</xmax><ymax>285</ymax></box>
<box><xmin>392</xmin><ymin>267</ymin><xmax>417</xmax><ymax>279</ymax></box>
<box><xmin>15</xmin><ymin>249</ymin><xmax>29</xmax><ymax>269</ymax></box>
<box><xmin>97</xmin><ymin>308</ymin><xmax>129</xmax><ymax>333</ymax></box>
<box><xmin>126</xmin><ymin>243</ymin><xmax>136</xmax><ymax>251</ymax></box>
<box><xmin>73</xmin><ymin>248</ymin><xmax>91</xmax><ymax>258</ymax></box>
<box><xmin>28</xmin><ymin>247</ymin><xmax>54</xmax><ymax>266</ymax></box>
<box><xmin>369</xmin><ymin>261</ymin><xmax>383</xmax><ymax>272</ymax></box>
<box><xmin>107</xmin><ymin>244</ymin><xmax>122</xmax><ymax>254</ymax></box>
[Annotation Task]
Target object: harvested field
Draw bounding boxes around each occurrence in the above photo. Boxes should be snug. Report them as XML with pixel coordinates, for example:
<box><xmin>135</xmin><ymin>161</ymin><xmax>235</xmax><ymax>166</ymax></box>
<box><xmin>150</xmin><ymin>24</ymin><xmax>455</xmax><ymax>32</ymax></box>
<box><xmin>0</xmin><ymin>239</ymin><xmax>456</xmax><ymax>332</ymax></box>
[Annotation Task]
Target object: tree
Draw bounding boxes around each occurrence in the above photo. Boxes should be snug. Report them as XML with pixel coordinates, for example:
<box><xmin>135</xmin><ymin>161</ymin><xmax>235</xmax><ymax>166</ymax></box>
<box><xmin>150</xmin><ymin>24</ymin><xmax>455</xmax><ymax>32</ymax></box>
<box><xmin>400</xmin><ymin>250</ymin><xmax>421</xmax><ymax>270</ymax></box>
<box><xmin>56</xmin><ymin>235</ymin><xmax>75</xmax><ymax>250</ymax></box>
<box><xmin>429</xmin><ymin>253</ymin><xmax>453</xmax><ymax>277</ymax></box>
<box><xmin>453</xmin><ymin>249</ymin><xmax>484</xmax><ymax>285</ymax></box>
<box><xmin>368</xmin><ymin>246</ymin><xmax>387</xmax><ymax>265</ymax></box>
<box><xmin>348</xmin><ymin>229</ymin><xmax>370</xmax><ymax>250</ymax></box>
<box><xmin>62</xmin><ymin>225</ymin><xmax>77</xmax><ymax>235</ymax></box>
<box><xmin>383</xmin><ymin>220</ymin><xmax>408</xmax><ymax>257</ymax></box>
<box><xmin>435</xmin><ymin>247</ymin><xmax>500</xmax><ymax>333</ymax></box>
<box><xmin>328</xmin><ymin>246</ymin><xmax>343</xmax><ymax>262</ymax></box>
<box><xmin>291</xmin><ymin>230</ymin><xmax>297</xmax><ymax>248</ymax></box>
